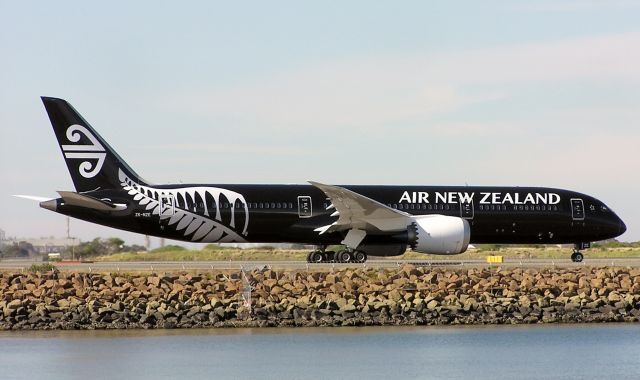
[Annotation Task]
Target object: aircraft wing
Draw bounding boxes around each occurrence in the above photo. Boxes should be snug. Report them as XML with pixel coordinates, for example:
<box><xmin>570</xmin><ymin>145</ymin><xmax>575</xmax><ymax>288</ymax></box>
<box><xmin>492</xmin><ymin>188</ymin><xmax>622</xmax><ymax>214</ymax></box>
<box><xmin>308</xmin><ymin>181</ymin><xmax>411</xmax><ymax>235</ymax></box>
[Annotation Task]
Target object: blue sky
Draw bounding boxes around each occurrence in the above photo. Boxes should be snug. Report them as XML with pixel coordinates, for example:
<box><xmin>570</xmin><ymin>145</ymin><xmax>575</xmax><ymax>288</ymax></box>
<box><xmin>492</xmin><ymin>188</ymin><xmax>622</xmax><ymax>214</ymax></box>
<box><xmin>1</xmin><ymin>0</ymin><xmax>639</xmax><ymax>245</ymax></box>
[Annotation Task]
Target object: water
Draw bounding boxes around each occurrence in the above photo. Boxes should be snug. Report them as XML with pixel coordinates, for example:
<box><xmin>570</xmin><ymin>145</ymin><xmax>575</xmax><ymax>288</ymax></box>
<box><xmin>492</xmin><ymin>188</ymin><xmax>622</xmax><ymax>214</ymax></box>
<box><xmin>1</xmin><ymin>324</ymin><xmax>639</xmax><ymax>380</ymax></box>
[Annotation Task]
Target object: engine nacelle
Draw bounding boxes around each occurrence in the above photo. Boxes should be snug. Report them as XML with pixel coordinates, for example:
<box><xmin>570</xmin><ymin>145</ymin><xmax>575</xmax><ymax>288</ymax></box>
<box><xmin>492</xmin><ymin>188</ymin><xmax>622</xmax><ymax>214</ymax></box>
<box><xmin>408</xmin><ymin>215</ymin><xmax>470</xmax><ymax>255</ymax></box>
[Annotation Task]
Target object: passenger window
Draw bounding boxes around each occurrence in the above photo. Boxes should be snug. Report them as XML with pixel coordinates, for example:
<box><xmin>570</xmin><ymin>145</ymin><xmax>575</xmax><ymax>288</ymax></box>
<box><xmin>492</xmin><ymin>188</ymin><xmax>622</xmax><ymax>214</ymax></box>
<box><xmin>289</xmin><ymin>202</ymin><xmax>293</xmax><ymax>209</ymax></box>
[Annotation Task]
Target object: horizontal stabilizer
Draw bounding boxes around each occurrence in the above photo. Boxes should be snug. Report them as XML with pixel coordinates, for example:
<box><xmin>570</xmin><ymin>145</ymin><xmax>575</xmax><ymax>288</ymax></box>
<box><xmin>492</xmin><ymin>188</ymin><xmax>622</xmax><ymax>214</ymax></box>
<box><xmin>57</xmin><ymin>191</ymin><xmax>127</xmax><ymax>211</ymax></box>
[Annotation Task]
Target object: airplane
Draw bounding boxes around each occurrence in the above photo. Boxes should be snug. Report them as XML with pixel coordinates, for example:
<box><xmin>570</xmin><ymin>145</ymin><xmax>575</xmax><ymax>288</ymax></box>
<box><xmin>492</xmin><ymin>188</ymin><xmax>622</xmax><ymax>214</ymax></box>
<box><xmin>18</xmin><ymin>97</ymin><xmax>627</xmax><ymax>263</ymax></box>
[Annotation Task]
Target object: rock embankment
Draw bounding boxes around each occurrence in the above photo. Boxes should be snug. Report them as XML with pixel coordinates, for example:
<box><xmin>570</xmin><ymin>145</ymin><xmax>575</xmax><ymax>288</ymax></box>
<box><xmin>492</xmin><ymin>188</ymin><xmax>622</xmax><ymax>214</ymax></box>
<box><xmin>1</xmin><ymin>266</ymin><xmax>639</xmax><ymax>329</ymax></box>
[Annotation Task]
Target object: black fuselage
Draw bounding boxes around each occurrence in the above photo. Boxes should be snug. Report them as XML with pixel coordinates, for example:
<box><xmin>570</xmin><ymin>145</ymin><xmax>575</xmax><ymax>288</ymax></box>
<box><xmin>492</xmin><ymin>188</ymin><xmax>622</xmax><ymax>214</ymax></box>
<box><xmin>55</xmin><ymin>184</ymin><xmax>625</xmax><ymax>248</ymax></box>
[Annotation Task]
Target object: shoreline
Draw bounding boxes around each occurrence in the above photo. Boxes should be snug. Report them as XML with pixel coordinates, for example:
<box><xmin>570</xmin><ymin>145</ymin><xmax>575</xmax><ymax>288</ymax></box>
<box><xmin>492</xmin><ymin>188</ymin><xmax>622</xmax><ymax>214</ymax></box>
<box><xmin>1</xmin><ymin>322</ymin><xmax>638</xmax><ymax>337</ymax></box>
<box><xmin>1</xmin><ymin>266</ymin><xmax>639</xmax><ymax>330</ymax></box>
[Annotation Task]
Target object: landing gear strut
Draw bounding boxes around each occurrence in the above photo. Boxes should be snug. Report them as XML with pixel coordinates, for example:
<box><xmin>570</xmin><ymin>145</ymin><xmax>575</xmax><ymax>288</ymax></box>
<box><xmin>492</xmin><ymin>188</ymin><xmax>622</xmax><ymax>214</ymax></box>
<box><xmin>305</xmin><ymin>246</ymin><xmax>367</xmax><ymax>263</ymax></box>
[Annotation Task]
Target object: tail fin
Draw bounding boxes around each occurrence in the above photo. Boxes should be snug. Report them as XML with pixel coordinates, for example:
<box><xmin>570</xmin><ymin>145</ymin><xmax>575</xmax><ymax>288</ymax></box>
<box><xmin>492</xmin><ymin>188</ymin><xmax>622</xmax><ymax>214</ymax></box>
<box><xmin>41</xmin><ymin>97</ymin><xmax>149</xmax><ymax>192</ymax></box>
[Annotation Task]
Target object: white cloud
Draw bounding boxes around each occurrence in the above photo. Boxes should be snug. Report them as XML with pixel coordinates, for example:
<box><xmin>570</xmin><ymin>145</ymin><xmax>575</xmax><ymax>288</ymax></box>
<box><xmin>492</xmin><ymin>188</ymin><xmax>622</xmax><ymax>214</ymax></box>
<box><xmin>169</xmin><ymin>32</ymin><xmax>640</xmax><ymax>132</ymax></box>
<box><xmin>142</xmin><ymin>143</ymin><xmax>314</xmax><ymax>156</ymax></box>
<box><xmin>515</xmin><ymin>0</ymin><xmax>640</xmax><ymax>13</ymax></box>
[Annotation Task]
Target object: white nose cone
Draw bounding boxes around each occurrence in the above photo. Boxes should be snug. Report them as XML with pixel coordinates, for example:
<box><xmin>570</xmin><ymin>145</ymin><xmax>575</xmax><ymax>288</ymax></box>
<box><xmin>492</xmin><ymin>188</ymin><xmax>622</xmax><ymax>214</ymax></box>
<box><xmin>39</xmin><ymin>199</ymin><xmax>58</xmax><ymax>211</ymax></box>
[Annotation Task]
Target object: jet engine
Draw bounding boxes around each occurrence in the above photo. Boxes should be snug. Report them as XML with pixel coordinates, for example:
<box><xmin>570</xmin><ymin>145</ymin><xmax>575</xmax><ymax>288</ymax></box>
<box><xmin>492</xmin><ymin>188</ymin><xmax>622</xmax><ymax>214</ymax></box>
<box><xmin>407</xmin><ymin>215</ymin><xmax>470</xmax><ymax>255</ymax></box>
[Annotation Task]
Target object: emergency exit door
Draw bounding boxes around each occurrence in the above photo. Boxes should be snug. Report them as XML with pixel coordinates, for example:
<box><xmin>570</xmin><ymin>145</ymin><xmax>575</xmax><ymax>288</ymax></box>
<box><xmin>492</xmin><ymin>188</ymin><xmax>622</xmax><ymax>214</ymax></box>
<box><xmin>570</xmin><ymin>198</ymin><xmax>584</xmax><ymax>221</ymax></box>
<box><xmin>298</xmin><ymin>196</ymin><xmax>312</xmax><ymax>218</ymax></box>
<box><xmin>159</xmin><ymin>194</ymin><xmax>175</xmax><ymax>217</ymax></box>
<box><xmin>460</xmin><ymin>200</ymin><xmax>474</xmax><ymax>219</ymax></box>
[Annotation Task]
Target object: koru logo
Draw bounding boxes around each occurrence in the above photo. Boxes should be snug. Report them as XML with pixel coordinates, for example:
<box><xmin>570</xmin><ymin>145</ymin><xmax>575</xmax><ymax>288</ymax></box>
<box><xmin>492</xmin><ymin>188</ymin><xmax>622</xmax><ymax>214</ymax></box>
<box><xmin>61</xmin><ymin>124</ymin><xmax>107</xmax><ymax>178</ymax></box>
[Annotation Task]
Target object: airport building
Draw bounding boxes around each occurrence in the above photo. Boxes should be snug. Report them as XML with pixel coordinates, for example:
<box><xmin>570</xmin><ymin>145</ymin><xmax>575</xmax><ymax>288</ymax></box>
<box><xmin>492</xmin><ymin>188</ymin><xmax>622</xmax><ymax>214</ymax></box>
<box><xmin>14</xmin><ymin>237</ymin><xmax>80</xmax><ymax>254</ymax></box>
<box><xmin>0</xmin><ymin>230</ymin><xmax>80</xmax><ymax>258</ymax></box>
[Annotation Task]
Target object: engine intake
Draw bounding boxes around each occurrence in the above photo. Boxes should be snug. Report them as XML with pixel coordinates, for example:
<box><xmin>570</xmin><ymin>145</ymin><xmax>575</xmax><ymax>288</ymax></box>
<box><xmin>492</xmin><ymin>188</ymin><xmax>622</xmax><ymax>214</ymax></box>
<box><xmin>407</xmin><ymin>215</ymin><xmax>470</xmax><ymax>255</ymax></box>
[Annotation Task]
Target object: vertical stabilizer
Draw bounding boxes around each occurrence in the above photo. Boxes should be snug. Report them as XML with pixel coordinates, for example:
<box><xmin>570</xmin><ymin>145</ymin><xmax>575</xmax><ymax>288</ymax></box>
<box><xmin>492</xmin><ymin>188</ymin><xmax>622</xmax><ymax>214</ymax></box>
<box><xmin>41</xmin><ymin>97</ymin><xmax>149</xmax><ymax>192</ymax></box>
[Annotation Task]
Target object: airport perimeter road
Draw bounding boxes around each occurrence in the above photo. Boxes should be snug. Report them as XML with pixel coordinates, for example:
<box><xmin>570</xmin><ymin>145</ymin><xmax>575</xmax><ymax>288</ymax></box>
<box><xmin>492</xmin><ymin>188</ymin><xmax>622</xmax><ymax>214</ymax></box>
<box><xmin>2</xmin><ymin>258</ymin><xmax>640</xmax><ymax>271</ymax></box>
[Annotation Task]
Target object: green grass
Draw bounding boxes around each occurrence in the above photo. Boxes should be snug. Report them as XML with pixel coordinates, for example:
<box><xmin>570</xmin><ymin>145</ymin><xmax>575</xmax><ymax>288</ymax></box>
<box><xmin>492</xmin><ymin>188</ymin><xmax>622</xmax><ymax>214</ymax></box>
<box><xmin>28</xmin><ymin>263</ymin><xmax>58</xmax><ymax>272</ymax></box>
<box><xmin>94</xmin><ymin>245</ymin><xmax>640</xmax><ymax>262</ymax></box>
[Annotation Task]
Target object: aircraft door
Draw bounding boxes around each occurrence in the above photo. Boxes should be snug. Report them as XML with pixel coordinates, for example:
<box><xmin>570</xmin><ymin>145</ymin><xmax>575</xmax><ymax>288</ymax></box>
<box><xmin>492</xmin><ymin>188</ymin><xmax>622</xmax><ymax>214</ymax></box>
<box><xmin>159</xmin><ymin>194</ymin><xmax>175</xmax><ymax>218</ymax></box>
<box><xmin>570</xmin><ymin>198</ymin><xmax>585</xmax><ymax>221</ymax></box>
<box><xmin>298</xmin><ymin>196</ymin><xmax>312</xmax><ymax>218</ymax></box>
<box><xmin>460</xmin><ymin>199</ymin><xmax>474</xmax><ymax>219</ymax></box>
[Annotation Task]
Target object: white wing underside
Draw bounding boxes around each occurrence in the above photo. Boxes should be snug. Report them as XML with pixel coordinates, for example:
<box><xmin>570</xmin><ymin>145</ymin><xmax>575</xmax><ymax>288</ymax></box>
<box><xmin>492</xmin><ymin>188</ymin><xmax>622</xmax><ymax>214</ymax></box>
<box><xmin>308</xmin><ymin>181</ymin><xmax>411</xmax><ymax>235</ymax></box>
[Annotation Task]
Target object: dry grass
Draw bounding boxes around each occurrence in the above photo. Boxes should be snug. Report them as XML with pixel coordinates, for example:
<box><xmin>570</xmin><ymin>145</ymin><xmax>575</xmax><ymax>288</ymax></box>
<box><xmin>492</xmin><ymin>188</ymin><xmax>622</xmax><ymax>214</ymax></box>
<box><xmin>94</xmin><ymin>246</ymin><xmax>640</xmax><ymax>262</ymax></box>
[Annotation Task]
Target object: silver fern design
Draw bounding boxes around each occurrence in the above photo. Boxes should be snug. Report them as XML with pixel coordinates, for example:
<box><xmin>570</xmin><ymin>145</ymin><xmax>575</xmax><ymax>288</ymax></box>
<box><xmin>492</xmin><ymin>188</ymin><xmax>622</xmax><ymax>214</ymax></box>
<box><xmin>119</xmin><ymin>170</ymin><xmax>249</xmax><ymax>243</ymax></box>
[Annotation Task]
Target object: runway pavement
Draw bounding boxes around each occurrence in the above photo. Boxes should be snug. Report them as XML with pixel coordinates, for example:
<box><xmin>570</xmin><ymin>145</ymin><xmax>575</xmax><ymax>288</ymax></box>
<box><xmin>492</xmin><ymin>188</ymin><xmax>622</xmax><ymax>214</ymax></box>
<box><xmin>2</xmin><ymin>258</ymin><xmax>640</xmax><ymax>271</ymax></box>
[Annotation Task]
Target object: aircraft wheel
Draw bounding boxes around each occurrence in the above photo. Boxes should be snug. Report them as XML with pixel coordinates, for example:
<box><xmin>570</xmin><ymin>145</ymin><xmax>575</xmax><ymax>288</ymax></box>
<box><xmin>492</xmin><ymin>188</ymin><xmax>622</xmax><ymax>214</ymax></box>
<box><xmin>354</xmin><ymin>251</ymin><xmax>367</xmax><ymax>263</ymax></box>
<box><xmin>573</xmin><ymin>252</ymin><xmax>584</xmax><ymax>263</ymax></box>
<box><xmin>337</xmin><ymin>250</ymin><xmax>352</xmax><ymax>263</ymax></box>
<box><xmin>309</xmin><ymin>251</ymin><xmax>324</xmax><ymax>263</ymax></box>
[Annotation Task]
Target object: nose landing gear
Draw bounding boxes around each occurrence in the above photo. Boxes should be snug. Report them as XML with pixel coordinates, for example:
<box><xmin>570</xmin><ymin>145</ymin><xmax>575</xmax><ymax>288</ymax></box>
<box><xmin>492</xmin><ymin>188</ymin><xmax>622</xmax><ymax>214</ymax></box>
<box><xmin>570</xmin><ymin>250</ymin><xmax>584</xmax><ymax>263</ymax></box>
<box><xmin>571</xmin><ymin>242</ymin><xmax>589</xmax><ymax>263</ymax></box>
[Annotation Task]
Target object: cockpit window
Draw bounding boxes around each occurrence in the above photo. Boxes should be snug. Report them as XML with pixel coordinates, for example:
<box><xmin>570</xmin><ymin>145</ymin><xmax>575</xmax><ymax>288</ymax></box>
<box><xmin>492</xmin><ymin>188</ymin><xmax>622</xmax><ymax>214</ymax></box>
<box><xmin>601</xmin><ymin>205</ymin><xmax>609</xmax><ymax>212</ymax></box>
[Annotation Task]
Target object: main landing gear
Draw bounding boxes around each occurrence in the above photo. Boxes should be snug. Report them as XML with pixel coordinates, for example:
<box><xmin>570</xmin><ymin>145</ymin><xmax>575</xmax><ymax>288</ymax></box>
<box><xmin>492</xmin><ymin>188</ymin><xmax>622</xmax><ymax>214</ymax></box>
<box><xmin>306</xmin><ymin>247</ymin><xmax>367</xmax><ymax>264</ymax></box>
<box><xmin>571</xmin><ymin>242</ymin><xmax>589</xmax><ymax>263</ymax></box>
